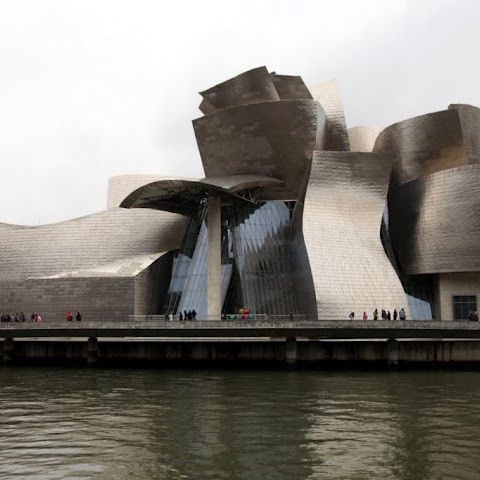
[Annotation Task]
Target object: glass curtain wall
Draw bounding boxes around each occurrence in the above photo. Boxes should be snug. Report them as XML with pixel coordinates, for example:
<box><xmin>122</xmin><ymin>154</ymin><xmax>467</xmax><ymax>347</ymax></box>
<box><xmin>163</xmin><ymin>204</ymin><xmax>232</xmax><ymax>317</ymax></box>
<box><xmin>163</xmin><ymin>206</ymin><xmax>206</xmax><ymax>315</ymax></box>
<box><xmin>224</xmin><ymin>201</ymin><xmax>296</xmax><ymax>316</ymax></box>
<box><xmin>164</xmin><ymin>199</ymin><xmax>297</xmax><ymax>317</ymax></box>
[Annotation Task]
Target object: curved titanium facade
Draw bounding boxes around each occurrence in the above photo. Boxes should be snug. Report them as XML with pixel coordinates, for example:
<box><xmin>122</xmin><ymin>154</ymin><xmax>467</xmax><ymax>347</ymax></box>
<box><xmin>271</xmin><ymin>74</ymin><xmax>313</xmax><ymax>100</ymax></box>
<box><xmin>119</xmin><ymin>179</ymin><xmax>255</xmax><ymax>216</ymax></box>
<box><xmin>453</xmin><ymin>104</ymin><xmax>480</xmax><ymax>162</ymax></box>
<box><xmin>308</xmin><ymin>80</ymin><xmax>350</xmax><ymax>151</ymax></box>
<box><xmin>295</xmin><ymin>151</ymin><xmax>410</xmax><ymax>320</ymax></box>
<box><xmin>199</xmin><ymin>66</ymin><xmax>280</xmax><ymax>114</ymax></box>
<box><xmin>195</xmin><ymin>67</ymin><xmax>325</xmax><ymax>201</ymax></box>
<box><xmin>107</xmin><ymin>174</ymin><xmax>174</xmax><ymax>208</ymax></box>
<box><xmin>193</xmin><ymin>100</ymin><xmax>325</xmax><ymax>200</ymax></box>
<box><xmin>199</xmin><ymin>174</ymin><xmax>284</xmax><ymax>192</ymax></box>
<box><xmin>0</xmin><ymin>208</ymin><xmax>188</xmax><ymax>320</ymax></box>
<box><xmin>198</xmin><ymin>66</ymin><xmax>313</xmax><ymax>114</ymax></box>
<box><xmin>374</xmin><ymin>108</ymin><xmax>468</xmax><ymax>184</ymax></box>
<box><xmin>388</xmin><ymin>163</ymin><xmax>480</xmax><ymax>274</ymax></box>
<box><xmin>375</xmin><ymin>105</ymin><xmax>480</xmax><ymax>275</ymax></box>
<box><xmin>0</xmin><ymin>208</ymin><xmax>186</xmax><ymax>279</ymax></box>
<box><xmin>348</xmin><ymin>126</ymin><xmax>382</xmax><ymax>152</ymax></box>
<box><xmin>110</xmin><ymin>174</ymin><xmax>283</xmax><ymax>213</ymax></box>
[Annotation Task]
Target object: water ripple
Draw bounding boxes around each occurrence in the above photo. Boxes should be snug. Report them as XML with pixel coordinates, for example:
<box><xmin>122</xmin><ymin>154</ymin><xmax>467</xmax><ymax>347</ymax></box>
<box><xmin>1</xmin><ymin>368</ymin><xmax>480</xmax><ymax>479</ymax></box>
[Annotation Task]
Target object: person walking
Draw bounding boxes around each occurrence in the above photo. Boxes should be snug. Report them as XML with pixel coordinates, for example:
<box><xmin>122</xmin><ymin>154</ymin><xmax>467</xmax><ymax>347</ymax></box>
<box><xmin>75</xmin><ymin>311</ymin><xmax>82</xmax><ymax>321</ymax></box>
<box><xmin>66</xmin><ymin>311</ymin><xmax>73</xmax><ymax>322</ymax></box>
<box><xmin>348</xmin><ymin>311</ymin><xmax>355</xmax><ymax>320</ymax></box>
<box><xmin>399</xmin><ymin>308</ymin><xmax>406</xmax><ymax>321</ymax></box>
<box><xmin>362</xmin><ymin>312</ymin><xmax>368</xmax><ymax>321</ymax></box>
<box><xmin>373</xmin><ymin>308</ymin><xmax>378</xmax><ymax>321</ymax></box>
<box><xmin>393</xmin><ymin>309</ymin><xmax>398</xmax><ymax>321</ymax></box>
<box><xmin>387</xmin><ymin>310</ymin><xmax>391</xmax><ymax>321</ymax></box>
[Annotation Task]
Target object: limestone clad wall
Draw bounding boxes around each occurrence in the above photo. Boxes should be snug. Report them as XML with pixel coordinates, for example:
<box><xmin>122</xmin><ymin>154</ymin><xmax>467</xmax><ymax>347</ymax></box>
<box><xmin>437</xmin><ymin>272</ymin><xmax>480</xmax><ymax>321</ymax></box>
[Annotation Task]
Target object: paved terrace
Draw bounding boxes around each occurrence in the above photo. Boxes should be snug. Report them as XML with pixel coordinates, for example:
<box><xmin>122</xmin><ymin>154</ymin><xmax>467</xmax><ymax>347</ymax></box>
<box><xmin>1</xmin><ymin>319</ymin><xmax>480</xmax><ymax>339</ymax></box>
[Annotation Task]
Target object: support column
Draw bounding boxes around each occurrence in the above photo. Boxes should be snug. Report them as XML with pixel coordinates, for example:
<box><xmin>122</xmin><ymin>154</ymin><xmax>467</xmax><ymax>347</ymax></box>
<box><xmin>207</xmin><ymin>196</ymin><xmax>222</xmax><ymax>319</ymax></box>
<box><xmin>87</xmin><ymin>337</ymin><xmax>98</xmax><ymax>366</ymax></box>
<box><xmin>3</xmin><ymin>338</ymin><xmax>14</xmax><ymax>364</ymax></box>
<box><xmin>285</xmin><ymin>337</ymin><xmax>297</xmax><ymax>366</ymax></box>
<box><xmin>386</xmin><ymin>339</ymin><xmax>399</xmax><ymax>367</ymax></box>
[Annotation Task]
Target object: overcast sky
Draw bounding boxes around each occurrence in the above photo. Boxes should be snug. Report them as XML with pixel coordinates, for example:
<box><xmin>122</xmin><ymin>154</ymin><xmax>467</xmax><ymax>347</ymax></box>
<box><xmin>1</xmin><ymin>0</ymin><xmax>479</xmax><ymax>225</ymax></box>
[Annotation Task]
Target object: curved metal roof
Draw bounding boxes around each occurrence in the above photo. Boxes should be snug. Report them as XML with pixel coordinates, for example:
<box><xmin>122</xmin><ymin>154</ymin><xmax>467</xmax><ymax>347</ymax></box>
<box><xmin>119</xmin><ymin>179</ymin><xmax>257</xmax><ymax>216</ymax></box>
<box><xmin>199</xmin><ymin>174</ymin><xmax>284</xmax><ymax>192</ymax></box>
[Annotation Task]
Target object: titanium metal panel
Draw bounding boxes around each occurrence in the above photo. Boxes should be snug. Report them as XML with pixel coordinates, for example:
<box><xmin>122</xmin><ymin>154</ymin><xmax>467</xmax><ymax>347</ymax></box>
<box><xmin>348</xmin><ymin>126</ymin><xmax>382</xmax><ymax>152</ymax></box>
<box><xmin>374</xmin><ymin>109</ymin><xmax>467</xmax><ymax>184</ymax></box>
<box><xmin>271</xmin><ymin>74</ymin><xmax>313</xmax><ymax>100</ymax></box>
<box><xmin>297</xmin><ymin>151</ymin><xmax>410</xmax><ymax>320</ymax></box>
<box><xmin>119</xmin><ymin>179</ymin><xmax>254</xmax><ymax>216</ymax></box>
<box><xmin>375</xmin><ymin>105</ymin><xmax>480</xmax><ymax>275</ymax></box>
<box><xmin>193</xmin><ymin>100</ymin><xmax>326</xmax><ymax>200</ymax></box>
<box><xmin>389</xmin><ymin>164</ymin><xmax>480</xmax><ymax>274</ymax></box>
<box><xmin>199</xmin><ymin>66</ymin><xmax>279</xmax><ymax>114</ymax></box>
<box><xmin>107</xmin><ymin>174</ymin><xmax>177</xmax><ymax>208</ymax></box>
<box><xmin>308</xmin><ymin>80</ymin><xmax>350</xmax><ymax>151</ymax></box>
<box><xmin>199</xmin><ymin>174</ymin><xmax>284</xmax><ymax>192</ymax></box>
<box><xmin>0</xmin><ymin>208</ymin><xmax>187</xmax><ymax>320</ymax></box>
<box><xmin>0</xmin><ymin>208</ymin><xmax>187</xmax><ymax>280</ymax></box>
<box><xmin>451</xmin><ymin>104</ymin><xmax>480</xmax><ymax>164</ymax></box>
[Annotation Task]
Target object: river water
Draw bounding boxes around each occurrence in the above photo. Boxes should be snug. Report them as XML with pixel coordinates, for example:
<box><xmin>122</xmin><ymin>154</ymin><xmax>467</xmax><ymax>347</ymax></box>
<box><xmin>0</xmin><ymin>368</ymin><xmax>479</xmax><ymax>480</ymax></box>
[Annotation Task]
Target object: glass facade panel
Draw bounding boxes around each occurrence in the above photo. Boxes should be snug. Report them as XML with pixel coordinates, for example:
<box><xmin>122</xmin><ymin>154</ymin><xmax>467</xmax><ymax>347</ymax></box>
<box><xmin>452</xmin><ymin>295</ymin><xmax>477</xmax><ymax>320</ymax></box>
<box><xmin>164</xmin><ymin>199</ymin><xmax>297</xmax><ymax>317</ymax></box>
<box><xmin>163</xmin><ymin>207</ymin><xmax>206</xmax><ymax>314</ymax></box>
<box><xmin>224</xmin><ymin>201</ymin><xmax>296</xmax><ymax>316</ymax></box>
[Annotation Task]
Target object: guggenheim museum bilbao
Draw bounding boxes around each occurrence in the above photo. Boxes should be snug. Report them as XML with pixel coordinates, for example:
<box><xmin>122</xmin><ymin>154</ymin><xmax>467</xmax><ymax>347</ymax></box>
<box><xmin>1</xmin><ymin>66</ymin><xmax>479</xmax><ymax>322</ymax></box>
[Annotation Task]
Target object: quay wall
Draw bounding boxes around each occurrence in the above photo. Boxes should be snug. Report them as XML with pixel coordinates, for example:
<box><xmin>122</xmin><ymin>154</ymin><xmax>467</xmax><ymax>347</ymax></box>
<box><xmin>3</xmin><ymin>339</ymin><xmax>480</xmax><ymax>367</ymax></box>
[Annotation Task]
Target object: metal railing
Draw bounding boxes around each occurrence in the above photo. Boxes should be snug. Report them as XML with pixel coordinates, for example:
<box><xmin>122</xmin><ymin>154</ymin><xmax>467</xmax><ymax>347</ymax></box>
<box><xmin>1</xmin><ymin>310</ymin><xmax>478</xmax><ymax>327</ymax></box>
<box><xmin>128</xmin><ymin>314</ymin><xmax>309</xmax><ymax>322</ymax></box>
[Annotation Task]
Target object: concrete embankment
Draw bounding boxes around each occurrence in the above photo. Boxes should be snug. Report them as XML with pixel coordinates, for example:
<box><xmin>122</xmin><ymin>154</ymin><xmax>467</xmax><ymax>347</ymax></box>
<box><xmin>2</xmin><ymin>338</ymin><xmax>480</xmax><ymax>367</ymax></box>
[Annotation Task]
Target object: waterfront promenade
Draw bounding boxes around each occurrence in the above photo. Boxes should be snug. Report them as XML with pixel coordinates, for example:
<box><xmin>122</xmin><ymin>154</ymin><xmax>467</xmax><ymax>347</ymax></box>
<box><xmin>1</xmin><ymin>318</ymin><xmax>480</xmax><ymax>339</ymax></box>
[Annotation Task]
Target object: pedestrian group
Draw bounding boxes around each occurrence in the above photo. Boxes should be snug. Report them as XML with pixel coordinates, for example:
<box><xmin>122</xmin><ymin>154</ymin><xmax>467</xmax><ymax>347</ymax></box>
<box><xmin>349</xmin><ymin>307</ymin><xmax>407</xmax><ymax>321</ymax></box>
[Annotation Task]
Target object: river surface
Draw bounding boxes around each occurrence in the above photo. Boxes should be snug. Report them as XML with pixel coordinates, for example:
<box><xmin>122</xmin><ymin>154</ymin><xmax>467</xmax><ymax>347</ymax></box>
<box><xmin>0</xmin><ymin>368</ymin><xmax>479</xmax><ymax>480</ymax></box>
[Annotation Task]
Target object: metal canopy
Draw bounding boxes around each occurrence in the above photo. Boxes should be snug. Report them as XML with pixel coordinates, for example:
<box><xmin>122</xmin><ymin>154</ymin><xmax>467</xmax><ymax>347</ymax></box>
<box><xmin>119</xmin><ymin>179</ymin><xmax>255</xmax><ymax>216</ymax></box>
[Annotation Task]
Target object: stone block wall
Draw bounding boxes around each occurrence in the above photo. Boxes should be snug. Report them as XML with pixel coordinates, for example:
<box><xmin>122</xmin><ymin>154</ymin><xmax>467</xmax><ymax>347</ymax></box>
<box><xmin>0</xmin><ymin>277</ymin><xmax>134</xmax><ymax>321</ymax></box>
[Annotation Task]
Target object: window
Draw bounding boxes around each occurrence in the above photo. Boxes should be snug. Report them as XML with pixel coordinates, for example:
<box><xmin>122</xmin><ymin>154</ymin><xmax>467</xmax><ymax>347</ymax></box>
<box><xmin>452</xmin><ymin>295</ymin><xmax>477</xmax><ymax>320</ymax></box>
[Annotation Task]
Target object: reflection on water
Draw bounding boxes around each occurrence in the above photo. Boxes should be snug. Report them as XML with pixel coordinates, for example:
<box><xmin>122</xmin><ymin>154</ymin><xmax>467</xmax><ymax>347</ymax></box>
<box><xmin>0</xmin><ymin>368</ymin><xmax>479</xmax><ymax>479</ymax></box>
